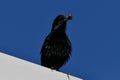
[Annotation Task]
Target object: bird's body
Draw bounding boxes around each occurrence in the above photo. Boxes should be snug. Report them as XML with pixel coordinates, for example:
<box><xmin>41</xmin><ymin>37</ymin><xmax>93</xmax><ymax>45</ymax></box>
<box><xmin>41</xmin><ymin>14</ymin><xmax>72</xmax><ymax>70</ymax></box>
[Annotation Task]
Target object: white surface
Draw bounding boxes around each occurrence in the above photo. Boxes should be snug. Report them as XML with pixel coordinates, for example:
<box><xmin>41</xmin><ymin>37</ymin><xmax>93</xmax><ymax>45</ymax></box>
<box><xmin>0</xmin><ymin>52</ymin><xmax>82</xmax><ymax>80</ymax></box>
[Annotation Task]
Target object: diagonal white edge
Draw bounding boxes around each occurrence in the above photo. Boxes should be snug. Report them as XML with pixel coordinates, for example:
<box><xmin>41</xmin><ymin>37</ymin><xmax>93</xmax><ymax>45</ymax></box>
<box><xmin>0</xmin><ymin>52</ymin><xmax>83</xmax><ymax>80</ymax></box>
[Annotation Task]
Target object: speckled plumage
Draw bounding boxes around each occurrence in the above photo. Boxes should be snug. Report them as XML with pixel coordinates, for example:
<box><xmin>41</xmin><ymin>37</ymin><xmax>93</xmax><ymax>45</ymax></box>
<box><xmin>40</xmin><ymin>15</ymin><xmax>72</xmax><ymax>70</ymax></box>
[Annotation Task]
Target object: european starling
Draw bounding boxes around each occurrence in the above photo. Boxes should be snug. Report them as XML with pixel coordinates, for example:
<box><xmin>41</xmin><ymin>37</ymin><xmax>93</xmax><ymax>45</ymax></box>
<box><xmin>40</xmin><ymin>14</ymin><xmax>72</xmax><ymax>71</ymax></box>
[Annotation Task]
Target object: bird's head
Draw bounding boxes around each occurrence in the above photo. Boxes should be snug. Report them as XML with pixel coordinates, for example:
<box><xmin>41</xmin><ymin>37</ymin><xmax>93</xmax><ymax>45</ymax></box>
<box><xmin>52</xmin><ymin>14</ymin><xmax>72</xmax><ymax>32</ymax></box>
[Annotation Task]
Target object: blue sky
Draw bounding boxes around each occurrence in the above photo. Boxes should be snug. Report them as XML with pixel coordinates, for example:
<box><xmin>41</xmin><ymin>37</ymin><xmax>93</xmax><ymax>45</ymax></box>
<box><xmin>0</xmin><ymin>0</ymin><xmax>120</xmax><ymax>80</ymax></box>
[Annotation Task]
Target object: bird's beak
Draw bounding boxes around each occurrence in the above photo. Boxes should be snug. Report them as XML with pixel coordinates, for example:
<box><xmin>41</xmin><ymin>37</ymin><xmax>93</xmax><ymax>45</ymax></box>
<box><xmin>64</xmin><ymin>14</ymin><xmax>72</xmax><ymax>21</ymax></box>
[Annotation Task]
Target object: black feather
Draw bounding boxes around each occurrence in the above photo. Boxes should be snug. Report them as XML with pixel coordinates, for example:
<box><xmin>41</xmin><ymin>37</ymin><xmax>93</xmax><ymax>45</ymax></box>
<box><xmin>40</xmin><ymin>15</ymin><xmax>72</xmax><ymax>70</ymax></box>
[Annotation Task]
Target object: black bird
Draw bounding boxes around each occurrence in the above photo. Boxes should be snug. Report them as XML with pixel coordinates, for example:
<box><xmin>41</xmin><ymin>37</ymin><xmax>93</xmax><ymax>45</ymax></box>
<box><xmin>40</xmin><ymin>14</ymin><xmax>72</xmax><ymax>71</ymax></box>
